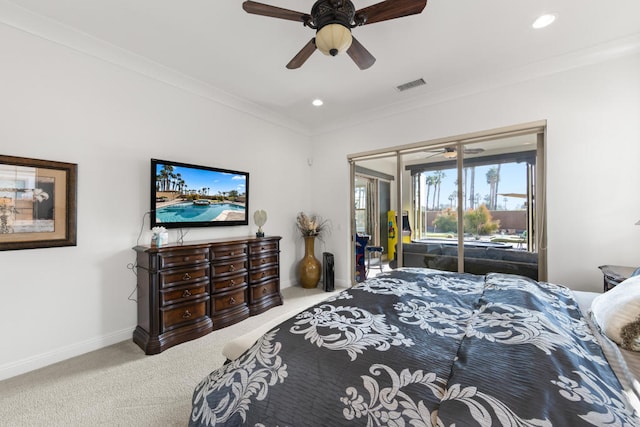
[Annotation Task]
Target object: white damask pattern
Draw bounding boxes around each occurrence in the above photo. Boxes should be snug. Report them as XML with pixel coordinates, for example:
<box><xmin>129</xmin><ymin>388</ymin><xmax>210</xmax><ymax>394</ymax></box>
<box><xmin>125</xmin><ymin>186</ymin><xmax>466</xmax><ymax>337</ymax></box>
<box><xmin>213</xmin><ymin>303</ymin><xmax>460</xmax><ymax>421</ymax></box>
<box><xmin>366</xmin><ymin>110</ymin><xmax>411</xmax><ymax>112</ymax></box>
<box><xmin>324</xmin><ymin>289</ymin><xmax>353</xmax><ymax>303</ymax></box>
<box><xmin>342</xmin><ymin>364</ymin><xmax>552</xmax><ymax>427</ymax></box>
<box><xmin>552</xmin><ymin>366</ymin><xmax>637</xmax><ymax>426</ymax></box>
<box><xmin>290</xmin><ymin>304</ymin><xmax>414</xmax><ymax>361</ymax></box>
<box><xmin>190</xmin><ymin>329</ymin><xmax>287</xmax><ymax>426</ymax></box>
<box><xmin>395</xmin><ymin>300</ymin><xmax>474</xmax><ymax>338</ymax></box>
<box><xmin>355</xmin><ymin>270</ymin><xmax>483</xmax><ymax>298</ymax></box>
<box><xmin>471</xmin><ymin>302</ymin><xmax>576</xmax><ymax>354</ymax></box>
<box><xmin>486</xmin><ymin>274</ymin><xmax>579</xmax><ymax>312</ymax></box>
<box><xmin>344</xmin><ymin>363</ymin><xmax>637</xmax><ymax>426</ymax></box>
<box><xmin>355</xmin><ymin>276</ymin><xmax>437</xmax><ymax>298</ymax></box>
<box><xmin>396</xmin><ymin>299</ymin><xmax>607</xmax><ymax>364</ymax></box>
<box><xmin>419</xmin><ymin>273</ymin><xmax>484</xmax><ymax>295</ymax></box>
<box><xmin>483</xmin><ymin>276</ymin><xmax>607</xmax><ymax>364</ymax></box>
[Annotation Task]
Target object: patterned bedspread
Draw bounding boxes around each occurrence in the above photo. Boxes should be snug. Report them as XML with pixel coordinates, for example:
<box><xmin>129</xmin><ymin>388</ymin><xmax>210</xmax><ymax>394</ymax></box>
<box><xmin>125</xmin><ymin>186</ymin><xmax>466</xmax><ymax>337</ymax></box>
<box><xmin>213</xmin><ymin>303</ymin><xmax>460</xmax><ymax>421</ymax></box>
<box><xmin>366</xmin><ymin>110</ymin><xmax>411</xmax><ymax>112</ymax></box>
<box><xmin>190</xmin><ymin>268</ymin><xmax>639</xmax><ymax>426</ymax></box>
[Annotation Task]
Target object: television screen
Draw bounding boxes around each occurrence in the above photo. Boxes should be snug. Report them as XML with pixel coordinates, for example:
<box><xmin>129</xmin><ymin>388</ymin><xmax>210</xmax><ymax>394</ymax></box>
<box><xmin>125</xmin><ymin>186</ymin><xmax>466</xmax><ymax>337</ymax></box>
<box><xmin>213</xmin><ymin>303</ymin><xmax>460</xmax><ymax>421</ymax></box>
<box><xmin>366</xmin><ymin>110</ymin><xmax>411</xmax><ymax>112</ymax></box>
<box><xmin>150</xmin><ymin>159</ymin><xmax>249</xmax><ymax>229</ymax></box>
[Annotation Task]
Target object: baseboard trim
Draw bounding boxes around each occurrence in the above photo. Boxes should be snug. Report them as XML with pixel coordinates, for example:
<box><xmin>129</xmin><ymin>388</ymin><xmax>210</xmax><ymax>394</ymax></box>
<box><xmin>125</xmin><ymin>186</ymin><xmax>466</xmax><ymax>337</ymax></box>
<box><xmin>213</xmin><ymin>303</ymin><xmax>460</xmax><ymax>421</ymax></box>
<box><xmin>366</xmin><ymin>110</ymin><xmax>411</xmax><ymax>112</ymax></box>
<box><xmin>0</xmin><ymin>327</ymin><xmax>134</xmax><ymax>381</ymax></box>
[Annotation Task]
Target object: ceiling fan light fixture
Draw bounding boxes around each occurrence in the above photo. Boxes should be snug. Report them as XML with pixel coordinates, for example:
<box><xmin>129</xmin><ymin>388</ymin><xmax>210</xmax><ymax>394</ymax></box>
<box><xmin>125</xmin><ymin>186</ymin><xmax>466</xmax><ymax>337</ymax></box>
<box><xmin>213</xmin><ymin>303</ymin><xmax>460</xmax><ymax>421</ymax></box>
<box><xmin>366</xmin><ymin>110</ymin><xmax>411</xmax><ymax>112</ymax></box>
<box><xmin>242</xmin><ymin>0</ymin><xmax>428</xmax><ymax>69</ymax></box>
<box><xmin>443</xmin><ymin>148</ymin><xmax>457</xmax><ymax>159</ymax></box>
<box><xmin>316</xmin><ymin>24</ymin><xmax>352</xmax><ymax>56</ymax></box>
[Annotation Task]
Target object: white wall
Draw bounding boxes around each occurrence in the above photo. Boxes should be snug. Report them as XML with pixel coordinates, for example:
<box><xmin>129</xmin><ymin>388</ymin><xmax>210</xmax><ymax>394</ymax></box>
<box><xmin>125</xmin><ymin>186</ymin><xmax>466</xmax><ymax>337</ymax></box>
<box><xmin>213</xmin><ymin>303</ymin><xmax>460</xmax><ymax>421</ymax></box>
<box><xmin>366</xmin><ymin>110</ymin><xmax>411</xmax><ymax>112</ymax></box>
<box><xmin>2</xmin><ymin>8</ymin><xmax>639</xmax><ymax>381</ymax></box>
<box><xmin>0</xmin><ymin>23</ymin><xmax>313</xmax><ymax>379</ymax></box>
<box><xmin>311</xmin><ymin>53</ymin><xmax>640</xmax><ymax>292</ymax></box>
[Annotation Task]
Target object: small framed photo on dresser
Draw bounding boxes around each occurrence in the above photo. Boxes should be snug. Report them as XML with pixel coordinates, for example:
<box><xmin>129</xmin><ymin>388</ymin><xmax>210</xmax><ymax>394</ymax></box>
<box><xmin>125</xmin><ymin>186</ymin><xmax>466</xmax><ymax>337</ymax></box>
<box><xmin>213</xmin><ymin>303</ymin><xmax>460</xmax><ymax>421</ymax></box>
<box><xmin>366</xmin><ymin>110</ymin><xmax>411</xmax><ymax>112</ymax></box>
<box><xmin>0</xmin><ymin>155</ymin><xmax>77</xmax><ymax>251</ymax></box>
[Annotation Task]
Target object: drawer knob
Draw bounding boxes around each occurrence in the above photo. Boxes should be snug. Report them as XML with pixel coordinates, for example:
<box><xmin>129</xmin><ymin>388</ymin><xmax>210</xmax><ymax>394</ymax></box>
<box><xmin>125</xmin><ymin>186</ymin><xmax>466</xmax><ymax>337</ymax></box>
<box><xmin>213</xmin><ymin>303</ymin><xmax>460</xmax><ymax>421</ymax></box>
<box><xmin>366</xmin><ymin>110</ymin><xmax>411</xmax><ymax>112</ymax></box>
<box><xmin>230</xmin><ymin>279</ymin><xmax>235</xmax><ymax>285</ymax></box>
<box><xmin>183</xmin><ymin>257</ymin><xmax>190</xmax><ymax>262</ymax></box>
<box><xmin>261</xmin><ymin>246</ymin><xmax>265</xmax><ymax>251</ymax></box>
<box><xmin>229</xmin><ymin>251</ymin><xmax>234</xmax><ymax>256</ymax></box>
<box><xmin>182</xmin><ymin>310</ymin><xmax>192</xmax><ymax>319</ymax></box>
<box><xmin>182</xmin><ymin>289</ymin><xmax>192</xmax><ymax>298</ymax></box>
<box><xmin>183</xmin><ymin>273</ymin><xmax>191</xmax><ymax>281</ymax></box>
<box><xmin>229</xmin><ymin>297</ymin><xmax>236</xmax><ymax>305</ymax></box>
<box><xmin>261</xmin><ymin>259</ymin><xmax>266</xmax><ymax>264</ymax></box>
<box><xmin>261</xmin><ymin>272</ymin><xmax>266</xmax><ymax>278</ymax></box>
<box><xmin>229</xmin><ymin>264</ymin><xmax>236</xmax><ymax>272</ymax></box>
<box><xmin>262</xmin><ymin>287</ymin><xmax>268</xmax><ymax>294</ymax></box>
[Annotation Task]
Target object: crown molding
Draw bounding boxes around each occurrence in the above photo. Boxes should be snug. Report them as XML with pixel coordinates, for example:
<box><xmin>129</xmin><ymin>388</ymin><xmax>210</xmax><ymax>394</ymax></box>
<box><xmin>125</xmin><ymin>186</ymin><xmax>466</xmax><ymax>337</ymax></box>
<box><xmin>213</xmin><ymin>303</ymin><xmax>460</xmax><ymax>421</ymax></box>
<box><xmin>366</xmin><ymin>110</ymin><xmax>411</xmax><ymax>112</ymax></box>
<box><xmin>0</xmin><ymin>0</ymin><xmax>311</xmax><ymax>137</ymax></box>
<box><xmin>3</xmin><ymin>1</ymin><xmax>638</xmax><ymax>139</ymax></box>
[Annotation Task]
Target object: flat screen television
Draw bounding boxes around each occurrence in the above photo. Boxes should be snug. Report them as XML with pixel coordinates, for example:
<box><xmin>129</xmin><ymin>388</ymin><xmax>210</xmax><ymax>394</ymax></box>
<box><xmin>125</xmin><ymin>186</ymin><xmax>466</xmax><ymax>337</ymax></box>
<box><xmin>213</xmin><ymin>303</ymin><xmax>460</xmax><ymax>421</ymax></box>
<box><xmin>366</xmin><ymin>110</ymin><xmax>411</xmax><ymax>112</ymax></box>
<box><xmin>150</xmin><ymin>159</ymin><xmax>249</xmax><ymax>229</ymax></box>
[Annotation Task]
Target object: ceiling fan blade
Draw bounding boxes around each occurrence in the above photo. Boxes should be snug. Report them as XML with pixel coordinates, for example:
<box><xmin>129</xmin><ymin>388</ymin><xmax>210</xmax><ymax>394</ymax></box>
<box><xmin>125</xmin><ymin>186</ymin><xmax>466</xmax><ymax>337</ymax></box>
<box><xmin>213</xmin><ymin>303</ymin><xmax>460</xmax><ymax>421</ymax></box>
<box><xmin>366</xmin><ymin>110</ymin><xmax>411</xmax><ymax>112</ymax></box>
<box><xmin>242</xmin><ymin>1</ymin><xmax>310</xmax><ymax>23</ymax></box>
<box><xmin>423</xmin><ymin>151</ymin><xmax>443</xmax><ymax>159</ymax></box>
<box><xmin>346</xmin><ymin>36</ymin><xmax>376</xmax><ymax>70</ymax></box>
<box><xmin>355</xmin><ymin>0</ymin><xmax>427</xmax><ymax>26</ymax></box>
<box><xmin>463</xmin><ymin>148</ymin><xmax>485</xmax><ymax>154</ymax></box>
<box><xmin>286</xmin><ymin>39</ymin><xmax>317</xmax><ymax>69</ymax></box>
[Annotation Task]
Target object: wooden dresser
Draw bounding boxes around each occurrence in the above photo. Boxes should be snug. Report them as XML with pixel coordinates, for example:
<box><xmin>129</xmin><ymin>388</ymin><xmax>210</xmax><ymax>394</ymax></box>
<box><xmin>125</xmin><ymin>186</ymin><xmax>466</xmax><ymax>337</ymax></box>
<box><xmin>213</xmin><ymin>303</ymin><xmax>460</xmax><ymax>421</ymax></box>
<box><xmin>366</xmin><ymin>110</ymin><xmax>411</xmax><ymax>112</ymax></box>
<box><xmin>133</xmin><ymin>236</ymin><xmax>282</xmax><ymax>354</ymax></box>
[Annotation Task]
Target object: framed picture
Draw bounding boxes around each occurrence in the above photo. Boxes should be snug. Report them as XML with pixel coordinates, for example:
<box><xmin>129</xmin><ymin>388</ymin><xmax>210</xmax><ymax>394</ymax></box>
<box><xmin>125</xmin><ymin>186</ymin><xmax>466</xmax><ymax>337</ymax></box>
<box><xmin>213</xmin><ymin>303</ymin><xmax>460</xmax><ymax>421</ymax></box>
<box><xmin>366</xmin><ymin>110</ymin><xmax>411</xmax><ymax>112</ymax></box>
<box><xmin>0</xmin><ymin>155</ymin><xmax>77</xmax><ymax>251</ymax></box>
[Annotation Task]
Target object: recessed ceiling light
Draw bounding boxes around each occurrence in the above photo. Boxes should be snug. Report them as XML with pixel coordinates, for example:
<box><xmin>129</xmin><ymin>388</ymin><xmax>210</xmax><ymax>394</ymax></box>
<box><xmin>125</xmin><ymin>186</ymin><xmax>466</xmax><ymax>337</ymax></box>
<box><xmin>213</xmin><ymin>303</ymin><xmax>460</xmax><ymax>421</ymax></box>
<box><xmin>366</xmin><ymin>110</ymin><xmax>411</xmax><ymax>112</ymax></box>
<box><xmin>312</xmin><ymin>99</ymin><xmax>323</xmax><ymax>107</ymax></box>
<box><xmin>532</xmin><ymin>13</ymin><xmax>556</xmax><ymax>29</ymax></box>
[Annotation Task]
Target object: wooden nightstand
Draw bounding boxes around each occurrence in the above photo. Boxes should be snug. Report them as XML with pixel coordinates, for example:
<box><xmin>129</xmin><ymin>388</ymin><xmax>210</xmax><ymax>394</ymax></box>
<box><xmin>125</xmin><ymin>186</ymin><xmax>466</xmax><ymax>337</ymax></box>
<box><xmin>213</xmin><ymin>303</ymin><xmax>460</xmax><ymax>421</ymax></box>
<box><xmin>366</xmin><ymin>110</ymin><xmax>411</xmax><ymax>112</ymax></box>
<box><xmin>598</xmin><ymin>265</ymin><xmax>638</xmax><ymax>292</ymax></box>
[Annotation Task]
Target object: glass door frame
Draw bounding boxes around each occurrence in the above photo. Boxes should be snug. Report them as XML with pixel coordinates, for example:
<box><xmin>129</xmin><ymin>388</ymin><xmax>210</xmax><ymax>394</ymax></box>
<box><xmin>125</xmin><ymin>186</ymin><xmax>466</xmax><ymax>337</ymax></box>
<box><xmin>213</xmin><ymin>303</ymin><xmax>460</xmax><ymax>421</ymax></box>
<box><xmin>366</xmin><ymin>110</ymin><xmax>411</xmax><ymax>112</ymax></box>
<box><xmin>348</xmin><ymin>121</ymin><xmax>547</xmax><ymax>285</ymax></box>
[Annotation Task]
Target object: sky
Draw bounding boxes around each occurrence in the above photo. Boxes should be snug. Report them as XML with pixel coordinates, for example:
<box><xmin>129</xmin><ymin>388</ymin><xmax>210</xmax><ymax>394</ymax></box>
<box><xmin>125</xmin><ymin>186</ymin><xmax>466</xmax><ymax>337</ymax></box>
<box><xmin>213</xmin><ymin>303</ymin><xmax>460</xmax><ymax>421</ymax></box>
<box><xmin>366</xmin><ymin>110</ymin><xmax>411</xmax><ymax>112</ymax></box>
<box><xmin>421</xmin><ymin>162</ymin><xmax>527</xmax><ymax>210</ymax></box>
<box><xmin>156</xmin><ymin>163</ymin><xmax>246</xmax><ymax>195</ymax></box>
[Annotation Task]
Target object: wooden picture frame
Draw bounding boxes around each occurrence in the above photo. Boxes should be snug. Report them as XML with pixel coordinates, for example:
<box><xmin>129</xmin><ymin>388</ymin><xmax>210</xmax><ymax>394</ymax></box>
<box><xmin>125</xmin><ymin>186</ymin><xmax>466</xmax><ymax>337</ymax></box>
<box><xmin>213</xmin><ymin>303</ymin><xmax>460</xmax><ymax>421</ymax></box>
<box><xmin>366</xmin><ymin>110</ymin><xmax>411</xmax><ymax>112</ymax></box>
<box><xmin>0</xmin><ymin>155</ymin><xmax>77</xmax><ymax>251</ymax></box>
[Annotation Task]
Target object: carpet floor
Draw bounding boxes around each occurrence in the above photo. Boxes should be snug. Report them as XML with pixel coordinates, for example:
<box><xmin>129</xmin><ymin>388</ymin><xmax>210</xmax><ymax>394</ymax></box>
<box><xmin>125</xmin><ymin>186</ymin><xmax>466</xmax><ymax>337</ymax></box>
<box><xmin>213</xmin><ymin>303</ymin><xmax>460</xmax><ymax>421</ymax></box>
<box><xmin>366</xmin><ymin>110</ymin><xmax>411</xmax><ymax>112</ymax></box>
<box><xmin>0</xmin><ymin>285</ymin><xmax>343</xmax><ymax>426</ymax></box>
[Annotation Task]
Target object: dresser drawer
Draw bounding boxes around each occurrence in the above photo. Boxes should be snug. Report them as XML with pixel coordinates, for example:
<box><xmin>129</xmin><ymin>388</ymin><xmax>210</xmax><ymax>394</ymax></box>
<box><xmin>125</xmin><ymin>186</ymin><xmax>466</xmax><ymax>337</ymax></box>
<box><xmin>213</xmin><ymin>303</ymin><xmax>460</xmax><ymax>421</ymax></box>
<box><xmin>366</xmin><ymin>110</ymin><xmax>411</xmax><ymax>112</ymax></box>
<box><xmin>211</xmin><ymin>243</ymin><xmax>247</xmax><ymax>261</ymax></box>
<box><xmin>212</xmin><ymin>287</ymin><xmax>247</xmax><ymax>312</ymax></box>
<box><xmin>249</xmin><ymin>266</ymin><xmax>278</xmax><ymax>283</ymax></box>
<box><xmin>212</xmin><ymin>259</ymin><xmax>247</xmax><ymax>276</ymax></box>
<box><xmin>249</xmin><ymin>240</ymin><xmax>278</xmax><ymax>255</ymax></box>
<box><xmin>212</xmin><ymin>272</ymin><xmax>247</xmax><ymax>291</ymax></box>
<box><xmin>160</xmin><ymin>281</ymin><xmax>208</xmax><ymax>306</ymax></box>
<box><xmin>249</xmin><ymin>253</ymin><xmax>279</xmax><ymax>270</ymax></box>
<box><xmin>161</xmin><ymin>297</ymin><xmax>209</xmax><ymax>332</ymax></box>
<box><xmin>160</xmin><ymin>266</ymin><xmax>209</xmax><ymax>289</ymax></box>
<box><xmin>251</xmin><ymin>279</ymin><xmax>278</xmax><ymax>300</ymax></box>
<box><xmin>158</xmin><ymin>248</ymin><xmax>209</xmax><ymax>269</ymax></box>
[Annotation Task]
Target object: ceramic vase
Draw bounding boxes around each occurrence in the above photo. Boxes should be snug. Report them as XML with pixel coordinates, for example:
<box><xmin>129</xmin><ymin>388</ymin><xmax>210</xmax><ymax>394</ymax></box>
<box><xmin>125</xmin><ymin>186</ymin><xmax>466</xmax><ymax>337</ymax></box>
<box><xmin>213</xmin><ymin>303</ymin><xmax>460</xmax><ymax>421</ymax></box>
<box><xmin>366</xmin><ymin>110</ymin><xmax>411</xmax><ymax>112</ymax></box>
<box><xmin>299</xmin><ymin>235</ymin><xmax>321</xmax><ymax>288</ymax></box>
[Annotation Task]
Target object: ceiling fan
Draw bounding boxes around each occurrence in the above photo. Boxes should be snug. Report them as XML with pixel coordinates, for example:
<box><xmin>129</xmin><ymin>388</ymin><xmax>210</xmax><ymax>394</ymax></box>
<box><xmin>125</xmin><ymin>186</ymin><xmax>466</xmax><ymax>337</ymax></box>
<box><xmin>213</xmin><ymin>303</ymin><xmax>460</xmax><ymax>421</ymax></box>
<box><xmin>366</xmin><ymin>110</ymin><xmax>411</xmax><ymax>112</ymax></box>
<box><xmin>242</xmin><ymin>0</ymin><xmax>428</xmax><ymax>70</ymax></box>
<box><xmin>425</xmin><ymin>147</ymin><xmax>486</xmax><ymax>159</ymax></box>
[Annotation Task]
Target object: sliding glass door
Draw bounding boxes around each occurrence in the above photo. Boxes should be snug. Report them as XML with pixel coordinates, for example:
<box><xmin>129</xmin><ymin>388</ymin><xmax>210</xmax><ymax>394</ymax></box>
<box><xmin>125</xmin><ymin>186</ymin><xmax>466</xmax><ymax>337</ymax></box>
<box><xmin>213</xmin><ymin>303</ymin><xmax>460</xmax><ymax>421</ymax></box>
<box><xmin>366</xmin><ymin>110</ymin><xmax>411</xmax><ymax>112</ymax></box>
<box><xmin>350</xmin><ymin>157</ymin><xmax>396</xmax><ymax>282</ymax></box>
<box><xmin>407</xmin><ymin>138</ymin><xmax>539</xmax><ymax>279</ymax></box>
<box><xmin>349</xmin><ymin>122</ymin><xmax>546</xmax><ymax>284</ymax></box>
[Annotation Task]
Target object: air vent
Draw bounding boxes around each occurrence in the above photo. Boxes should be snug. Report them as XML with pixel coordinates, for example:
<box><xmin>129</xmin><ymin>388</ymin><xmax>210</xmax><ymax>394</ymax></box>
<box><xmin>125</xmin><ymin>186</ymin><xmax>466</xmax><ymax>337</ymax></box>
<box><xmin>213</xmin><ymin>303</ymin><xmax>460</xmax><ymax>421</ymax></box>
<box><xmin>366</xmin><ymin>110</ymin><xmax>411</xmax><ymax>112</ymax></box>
<box><xmin>395</xmin><ymin>78</ymin><xmax>426</xmax><ymax>92</ymax></box>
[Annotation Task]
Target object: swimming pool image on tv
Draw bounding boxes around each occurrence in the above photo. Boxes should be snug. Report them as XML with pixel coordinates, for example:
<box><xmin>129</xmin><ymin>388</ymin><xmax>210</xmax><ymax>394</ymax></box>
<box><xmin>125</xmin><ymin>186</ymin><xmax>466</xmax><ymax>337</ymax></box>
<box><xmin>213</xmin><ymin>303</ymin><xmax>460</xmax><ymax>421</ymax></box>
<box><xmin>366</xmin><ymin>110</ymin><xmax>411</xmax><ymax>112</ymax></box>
<box><xmin>156</xmin><ymin>202</ymin><xmax>245</xmax><ymax>223</ymax></box>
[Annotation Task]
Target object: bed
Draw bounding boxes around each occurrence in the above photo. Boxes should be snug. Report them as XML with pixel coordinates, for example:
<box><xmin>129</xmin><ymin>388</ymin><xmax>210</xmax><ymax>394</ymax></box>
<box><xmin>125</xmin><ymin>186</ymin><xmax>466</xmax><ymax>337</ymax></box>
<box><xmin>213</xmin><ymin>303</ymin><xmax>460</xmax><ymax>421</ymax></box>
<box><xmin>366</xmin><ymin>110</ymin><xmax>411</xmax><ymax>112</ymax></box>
<box><xmin>189</xmin><ymin>268</ymin><xmax>640</xmax><ymax>426</ymax></box>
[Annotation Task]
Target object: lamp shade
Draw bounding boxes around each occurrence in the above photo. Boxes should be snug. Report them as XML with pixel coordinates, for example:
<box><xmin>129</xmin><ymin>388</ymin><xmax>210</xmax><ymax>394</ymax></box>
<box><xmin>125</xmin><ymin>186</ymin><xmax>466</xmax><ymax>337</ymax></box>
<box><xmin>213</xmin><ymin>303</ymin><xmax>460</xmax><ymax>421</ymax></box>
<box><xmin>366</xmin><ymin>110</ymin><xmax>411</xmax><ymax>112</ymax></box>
<box><xmin>253</xmin><ymin>210</ymin><xmax>267</xmax><ymax>228</ymax></box>
<box><xmin>316</xmin><ymin>24</ymin><xmax>352</xmax><ymax>56</ymax></box>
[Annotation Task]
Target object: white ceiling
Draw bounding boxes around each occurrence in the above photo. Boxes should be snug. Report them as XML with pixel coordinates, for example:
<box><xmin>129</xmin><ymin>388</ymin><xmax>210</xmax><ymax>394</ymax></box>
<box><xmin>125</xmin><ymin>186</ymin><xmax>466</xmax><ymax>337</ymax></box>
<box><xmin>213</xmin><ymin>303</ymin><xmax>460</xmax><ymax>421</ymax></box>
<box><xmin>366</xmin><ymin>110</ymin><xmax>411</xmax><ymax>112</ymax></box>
<box><xmin>5</xmin><ymin>0</ymin><xmax>640</xmax><ymax>134</ymax></box>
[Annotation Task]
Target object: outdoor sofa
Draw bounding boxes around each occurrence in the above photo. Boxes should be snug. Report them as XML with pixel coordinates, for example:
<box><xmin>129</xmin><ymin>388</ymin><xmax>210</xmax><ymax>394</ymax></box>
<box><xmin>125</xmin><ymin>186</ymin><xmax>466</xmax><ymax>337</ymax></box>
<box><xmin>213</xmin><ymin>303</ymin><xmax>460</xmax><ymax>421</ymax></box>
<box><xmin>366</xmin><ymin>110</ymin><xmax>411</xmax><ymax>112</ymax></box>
<box><xmin>390</xmin><ymin>241</ymin><xmax>538</xmax><ymax>280</ymax></box>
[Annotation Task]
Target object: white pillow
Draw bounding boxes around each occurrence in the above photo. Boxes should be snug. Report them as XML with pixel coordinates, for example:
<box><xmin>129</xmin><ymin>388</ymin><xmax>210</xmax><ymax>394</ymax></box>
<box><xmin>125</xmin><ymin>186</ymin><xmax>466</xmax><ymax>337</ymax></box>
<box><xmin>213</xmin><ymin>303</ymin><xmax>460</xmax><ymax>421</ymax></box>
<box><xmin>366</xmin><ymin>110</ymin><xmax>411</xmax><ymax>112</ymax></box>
<box><xmin>591</xmin><ymin>274</ymin><xmax>640</xmax><ymax>351</ymax></box>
